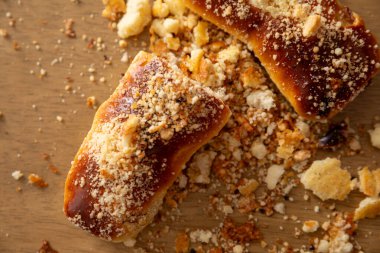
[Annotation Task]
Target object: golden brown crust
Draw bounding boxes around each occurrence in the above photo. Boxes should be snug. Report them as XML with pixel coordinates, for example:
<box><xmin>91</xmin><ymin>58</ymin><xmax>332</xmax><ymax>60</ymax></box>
<box><xmin>184</xmin><ymin>0</ymin><xmax>380</xmax><ymax>119</ymax></box>
<box><xmin>63</xmin><ymin>52</ymin><xmax>231</xmax><ymax>241</ymax></box>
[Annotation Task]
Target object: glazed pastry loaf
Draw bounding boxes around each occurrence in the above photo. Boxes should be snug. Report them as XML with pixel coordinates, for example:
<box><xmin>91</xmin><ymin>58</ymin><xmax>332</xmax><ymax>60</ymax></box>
<box><xmin>184</xmin><ymin>0</ymin><xmax>380</xmax><ymax>119</ymax></box>
<box><xmin>63</xmin><ymin>51</ymin><xmax>231</xmax><ymax>242</ymax></box>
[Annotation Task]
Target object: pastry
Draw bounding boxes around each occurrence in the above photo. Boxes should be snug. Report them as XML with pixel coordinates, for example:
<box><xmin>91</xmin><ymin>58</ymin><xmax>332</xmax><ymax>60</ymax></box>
<box><xmin>183</xmin><ymin>0</ymin><xmax>380</xmax><ymax>119</ymax></box>
<box><xmin>63</xmin><ymin>51</ymin><xmax>231</xmax><ymax>241</ymax></box>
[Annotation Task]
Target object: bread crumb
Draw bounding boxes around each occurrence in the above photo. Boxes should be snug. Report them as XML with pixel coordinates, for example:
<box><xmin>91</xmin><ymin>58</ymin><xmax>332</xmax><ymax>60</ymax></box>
<box><xmin>11</xmin><ymin>170</ymin><xmax>23</xmax><ymax>180</ymax></box>
<box><xmin>250</xmin><ymin>140</ymin><xmax>268</xmax><ymax>159</ymax></box>
<box><xmin>238</xmin><ymin>179</ymin><xmax>259</xmax><ymax>196</ymax></box>
<box><xmin>188</xmin><ymin>151</ymin><xmax>216</xmax><ymax>184</ymax></box>
<box><xmin>189</xmin><ymin>48</ymin><xmax>204</xmax><ymax>73</ymax></box>
<box><xmin>354</xmin><ymin>197</ymin><xmax>380</xmax><ymax>221</ymax></box>
<box><xmin>123</xmin><ymin>238</ymin><xmax>136</xmax><ymax>247</ymax></box>
<box><xmin>102</xmin><ymin>0</ymin><xmax>126</xmax><ymax>20</ymax></box>
<box><xmin>37</xmin><ymin>240</ymin><xmax>58</xmax><ymax>253</ymax></box>
<box><xmin>302</xmin><ymin>14</ymin><xmax>322</xmax><ymax>37</ymax></box>
<box><xmin>246</xmin><ymin>90</ymin><xmax>275</xmax><ymax>110</ymax></box>
<box><xmin>218</xmin><ymin>45</ymin><xmax>241</xmax><ymax>63</ymax></box>
<box><xmin>63</xmin><ymin>19</ymin><xmax>76</xmax><ymax>38</ymax></box>
<box><xmin>175</xmin><ymin>232</ymin><xmax>189</xmax><ymax>253</ymax></box>
<box><xmin>56</xmin><ymin>115</ymin><xmax>63</xmax><ymax>122</ymax></box>
<box><xmin>265</xmin><ymin>164</ymin><xmax>284</xmax><ymax>190</ymax></box>
<box><xmin>152</xmin><ymin>0</ymin><xmax>169</xmax><ymax>18</ymax></box>
<box><xmin>0</xmin><ymin>28</ymin><xmax>9</xmax><ymax>38</ymax></box>
<box><xmin>273</xmin><ymin>202</ymin><xmax>285</xmax><ymax>214</ymax></box>
<box><xmin>301</xmin><ymin>158</ymin><xmax>352</xmax><ymax>201</ymax></box>
<box><xmin>302</xmin><ymin>220</ymin><xmax>319</xmax><ymax>233</ymax></box>
<box><xmin>368</xmin><ymin>124</ymin><xmax>380</xmax><ymax>149</ymax></box>
<box><xmin>165</xmin><ymin>0</ymin><xmax>186</xmax><ymax>16</ymax></box>
<box><xmin>117</xmin><ymin>0</ymin><xmax>152</xmax><ymax>38</ymax></box>
<box><xmin>358</xmin><ymin>167</ymin><xmax>380</xmax><ymax>197</ymax></box>
<box><xmin>189</xmin><ymin>229</ymin><xmax>212</xmax><ymax>243</ymax></box>
<box><xmin>28</xmin><ymin>174</ymin><xmax>48</xmax><ymax>188</ymax></box>
<box><xmin>194</xmin><ymin>21</ymin><xmax>209</xmax><ymax>47</ymax></box>
<box><xmin>121</xmin><ymin>52</ymin><xmax>129</xmax><ymax>63</ymax></box>
<box><xmin>317</xmin><ymin>239</ymin><xmax>329</xmax><ymax>253</ymax></box>
<box><xmin>86</xmin><ymin>96</ymin><xmax>97</xmax><ymax>109</ymax></box>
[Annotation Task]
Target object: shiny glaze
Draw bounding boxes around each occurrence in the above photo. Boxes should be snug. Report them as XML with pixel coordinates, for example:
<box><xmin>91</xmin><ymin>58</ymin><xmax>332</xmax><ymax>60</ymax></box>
<box><xmin>185</xmin><ymin>0</ymin><xmax>380</xmax><ymax>119</ymax></box>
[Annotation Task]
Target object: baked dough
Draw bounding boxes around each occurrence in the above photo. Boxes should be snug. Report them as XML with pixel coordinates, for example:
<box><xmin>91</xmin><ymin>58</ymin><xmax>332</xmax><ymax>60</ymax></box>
<box><xmin>63</xmin><ymin>51</ymin><xmax>231</xmax><ymax>241</ymax></box>
<box><xmin>184</xmin><ymin>0</ymin><xmax>380</xmax><ymax>119</ymax></box>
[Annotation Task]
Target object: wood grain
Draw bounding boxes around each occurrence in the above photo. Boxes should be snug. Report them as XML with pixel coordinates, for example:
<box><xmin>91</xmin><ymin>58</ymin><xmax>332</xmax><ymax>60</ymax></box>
<box><xmin>0</xmin><ymin>0</ymin><xmax>379</xmax><ymax>252</ymax></box>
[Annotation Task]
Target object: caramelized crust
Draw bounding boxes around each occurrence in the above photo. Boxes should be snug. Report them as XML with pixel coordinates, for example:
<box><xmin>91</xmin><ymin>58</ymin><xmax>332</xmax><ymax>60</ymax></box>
<box><xmin>63</xmin><ymin>52</ymin><xmax>231</xmax><ymax>241</ymax></box>
<box><xmin>184</xmin><ymin>0</ymin><xmax>380</xmax><ymax>119</ymax></box>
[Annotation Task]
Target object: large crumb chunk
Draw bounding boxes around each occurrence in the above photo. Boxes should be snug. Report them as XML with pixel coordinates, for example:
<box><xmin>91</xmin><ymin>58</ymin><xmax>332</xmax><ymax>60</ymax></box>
<box><xmin>102</xmin><ymin>0</ymin><xmax>126</xmax><ymax>20</ymax></box>
<box><xmin>354</xmin><ymin>197</ymin><xmax>380</xmax><ymax>221</ymax></box>
<box><xmin>358</xmin><ymin>167</ymin><xmax>380</xmax><ymax>197</ymax></box>
<box><xmin>301</xmin><ymin>158</ymin><xmax>352</xmax><ymax>201</ymax></box>
<box><xmin>368</xmin><ymin>123</ymin><xmax>380</xmax><ymax>149</ymax></box>
<box><xmin>117</xmin><ymin>0</ymin><xmax>152</xmax><ymax>38</ymax></box>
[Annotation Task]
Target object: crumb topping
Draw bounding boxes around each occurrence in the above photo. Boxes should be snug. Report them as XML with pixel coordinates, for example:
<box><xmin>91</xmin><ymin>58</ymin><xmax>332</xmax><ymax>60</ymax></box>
<box><xmin>185</xmin><ymin>0</ymin><xmax>380</xmax><ymax>118</ymax></box>
<box><xmin>66</xmin><ymin>53</ymin><xmax>228</xmax><ymax>240</ymax></box>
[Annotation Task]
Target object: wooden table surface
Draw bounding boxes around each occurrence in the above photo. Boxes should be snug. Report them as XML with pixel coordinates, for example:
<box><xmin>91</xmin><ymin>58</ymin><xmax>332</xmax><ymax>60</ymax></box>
<box><xmin>0</xmin><ymin>0</ymin><xmax>380</xmax><ymax>252</ymax></box>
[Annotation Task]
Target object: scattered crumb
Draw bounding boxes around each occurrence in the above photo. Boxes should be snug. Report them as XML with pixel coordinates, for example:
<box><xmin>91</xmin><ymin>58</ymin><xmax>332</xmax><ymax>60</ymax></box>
<box><xmin>37</xmin><ymin>240</ymin><xmax>58</xmax><ymax>253</ymax></box>
<box><xmin>238</xmin><ymin>179</ymin><xmax>259</xmax><ymax>196</ymax></box>
<box><xmin>48</xmin><ymin>164</ymin><xmax>60</xmax><ymax>174</ymax></box>
<box><xmin>273</xmin><ymin>202</ymin><xmax>285</xmax><ymax>214</ymax></box>
<box><xmin>12</xmin><ymin>41</ymin><xmax>21</xmax><ymax>50</ymax></box>
<box><xmin>63</xmin><ymin>19</ymin><xmax>76</xmax><ymax>38</ymax></box>
<box><xmin>175</xmin><ymin>232</ymin><xmax>189</xmax><ymax>253</ymax></box>
<box><xmin>28</xmin><ymin>174</ymin><xmax>48</xmax><ymax>188</ymax></box>
<box><xmin>40</xmin><ymin>68</ymin><xmax>47</xmax><ymax>78</ymax></box>
<box><xmin>121</xmin><ymin>52</ymin><xmax>129</xmax><ymax>62</ymax></box>
<box><xmin>0</xmin><ymin>28</ymin><xmax>9</xmax><ymax>38</ymax></box>
<box><xmin>358</xmin><ymin>167</ymin><xmax>380</xmax><ymax>197</ymax></box>
<box><xmin>302</xmin><ymin>220</ymin><xmax>319</xmax><ymax>233</ymax></box>
<box><xmin>86</xmin><ymin>96</ymin><xmax>97</xmax><ymax>109</ymax></box>
<box><xmin>354</xmin><ymin>197</ymin><xmax>380</xmax><ymax>221</ymax></box>
<box><xmin>11</xmin><ymin>170</ymin><xmax>23</xmax><ymax>180</ymax></box>
<box><xmin>265</xmin><ymin>164</ymin><xmax>284</xmax><ymax>190</ymax></box>
<box><xmin>56</xmin><ymin>115</ymin><xmax>63</xmax><ymax>122</ymax></box>
<box><xmin>368</xmin><ymin>124</ymin><xmax>380</xmax><ymax>149</ymax></box>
